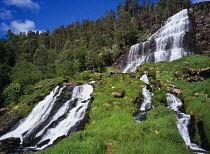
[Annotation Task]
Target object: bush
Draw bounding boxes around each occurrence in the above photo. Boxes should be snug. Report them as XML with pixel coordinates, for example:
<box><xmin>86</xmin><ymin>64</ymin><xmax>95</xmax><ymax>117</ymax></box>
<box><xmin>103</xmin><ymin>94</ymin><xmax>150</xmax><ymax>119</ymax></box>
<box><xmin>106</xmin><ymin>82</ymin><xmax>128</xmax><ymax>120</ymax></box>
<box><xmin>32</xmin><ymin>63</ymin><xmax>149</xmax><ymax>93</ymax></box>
<box><xmin>3</xmin><ymin>82</ymin><xmax>22</xmax><ymax>106</ymax></box>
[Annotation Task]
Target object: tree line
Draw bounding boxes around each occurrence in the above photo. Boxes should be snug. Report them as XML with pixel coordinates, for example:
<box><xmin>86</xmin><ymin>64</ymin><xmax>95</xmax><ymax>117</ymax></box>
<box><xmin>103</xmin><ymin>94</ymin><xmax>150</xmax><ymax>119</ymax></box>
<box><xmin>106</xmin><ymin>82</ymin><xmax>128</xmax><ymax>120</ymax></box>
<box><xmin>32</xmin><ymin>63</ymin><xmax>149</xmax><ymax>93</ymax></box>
<box><xmin>0</xmin><ymin>0</ymin><xmax>191</xmax><ymax>107</ymax></box>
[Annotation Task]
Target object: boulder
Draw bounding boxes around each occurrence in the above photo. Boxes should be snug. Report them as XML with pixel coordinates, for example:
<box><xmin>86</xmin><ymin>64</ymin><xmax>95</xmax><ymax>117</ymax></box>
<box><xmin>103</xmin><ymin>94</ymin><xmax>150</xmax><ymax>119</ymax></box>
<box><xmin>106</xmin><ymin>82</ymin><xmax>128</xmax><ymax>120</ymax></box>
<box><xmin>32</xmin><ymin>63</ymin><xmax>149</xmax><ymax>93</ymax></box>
<box><xmin>172</xmin><ymin>88</ymin><xmax>182</xmax><ymax>95</ymax></box>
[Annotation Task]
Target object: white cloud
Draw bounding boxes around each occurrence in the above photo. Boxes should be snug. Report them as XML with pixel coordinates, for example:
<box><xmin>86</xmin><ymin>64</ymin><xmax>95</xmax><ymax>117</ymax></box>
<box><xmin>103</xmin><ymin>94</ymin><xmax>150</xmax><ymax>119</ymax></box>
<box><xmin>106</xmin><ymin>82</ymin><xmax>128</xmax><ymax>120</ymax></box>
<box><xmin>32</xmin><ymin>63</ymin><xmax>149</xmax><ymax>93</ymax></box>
<box><xmin>4</xmin><ymin>0</ymin><xmax>40</xmax><ymax>10</ymax></box>
<box><xmin>0</xmin><ymin>8</ymin><xmax>13</xmax><ymax>20</ymax></box>
<box><xmin>192</xmin><ymin>0</ymin><xmax>210</xmax><ymax>3</ymax></box>
<box><xmin>0</xmin><ymin>22</ymin><xmax>10</xmax><ymax>32</ymax></box>
<box><xmin>0</xmin><ymin>19</ymin><xmax>44</xmax><ymax>34</ymax></box>
<box><xmin>10</xmin><ymin>19</ymin><xmax>35</xmax><ymax>33</ymax></box>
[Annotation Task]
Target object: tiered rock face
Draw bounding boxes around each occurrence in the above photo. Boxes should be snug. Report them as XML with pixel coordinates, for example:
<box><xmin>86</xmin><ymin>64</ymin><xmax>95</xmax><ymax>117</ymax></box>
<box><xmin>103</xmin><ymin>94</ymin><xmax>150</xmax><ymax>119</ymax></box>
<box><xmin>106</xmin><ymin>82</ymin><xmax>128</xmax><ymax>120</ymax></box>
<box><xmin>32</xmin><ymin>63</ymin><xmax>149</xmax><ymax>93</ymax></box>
<box><xmin>114</xmin><ymin>1</ymin><xmax>210</xmax><ymax>72</ymax></box>
<box><xmin>190</xmin><ymin>1</ymin><xmax>210</xmax><ymax>53</ymax></box>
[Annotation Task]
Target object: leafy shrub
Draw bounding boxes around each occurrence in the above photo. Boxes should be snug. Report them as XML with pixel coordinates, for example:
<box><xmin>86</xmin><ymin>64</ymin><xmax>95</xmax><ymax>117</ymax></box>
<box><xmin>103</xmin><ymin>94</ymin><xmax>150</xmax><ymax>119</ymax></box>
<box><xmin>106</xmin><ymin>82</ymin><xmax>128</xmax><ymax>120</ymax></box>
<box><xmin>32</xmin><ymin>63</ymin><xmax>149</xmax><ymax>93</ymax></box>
<box><xmin>3</xmin><ymin>82</ymin><xmax>22</xmax><ymax>106</ymax></box>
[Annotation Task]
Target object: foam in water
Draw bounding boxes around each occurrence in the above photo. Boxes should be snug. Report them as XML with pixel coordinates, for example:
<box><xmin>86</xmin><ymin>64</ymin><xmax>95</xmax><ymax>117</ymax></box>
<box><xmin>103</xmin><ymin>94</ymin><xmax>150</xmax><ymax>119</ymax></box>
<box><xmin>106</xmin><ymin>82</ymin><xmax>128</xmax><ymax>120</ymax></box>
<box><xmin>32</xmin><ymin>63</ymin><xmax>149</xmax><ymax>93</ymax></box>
<box><xmin>166</xmin><ymin>93</ymin><xmax>206</xmax><ymax>153</ymax></box>
<box><xmin>123</xmin><ymin>9</ymin><xmax>193</xmax><ymax>73</ymax></box>
<box><xmin>135</xmin><ymin>73</ymin><xmax>153</xmax><ymax>122</ymax></box>
<box><xmin>140</xmin><ymin>73</ymin><xmax>150</xmax><ymax>84</ymax></box>
<box><xmin>0</xmin><ymin>85</ymin><xmax>65</xmax><ymax>141</ymax></box>
<box><xmin>0</xmin><ymin>84</ymin><xmax>93</xmax><ymax>150</ymax></box>
<box><xmin>36</xmin><ymin>84</ymin><xmax>93</xmax><ymax>149</ymax></box>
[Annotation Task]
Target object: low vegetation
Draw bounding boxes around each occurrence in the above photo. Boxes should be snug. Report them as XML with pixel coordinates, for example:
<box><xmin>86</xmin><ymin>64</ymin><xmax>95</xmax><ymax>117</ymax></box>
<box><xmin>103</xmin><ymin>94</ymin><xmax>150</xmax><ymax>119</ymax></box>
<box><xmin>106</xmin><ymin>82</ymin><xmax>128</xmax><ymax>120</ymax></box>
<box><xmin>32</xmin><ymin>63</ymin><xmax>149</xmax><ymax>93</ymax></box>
<box><xmin>36</xmin><ymin>54</ymin><xmax>210</xmax><ymax>153</ymax></box>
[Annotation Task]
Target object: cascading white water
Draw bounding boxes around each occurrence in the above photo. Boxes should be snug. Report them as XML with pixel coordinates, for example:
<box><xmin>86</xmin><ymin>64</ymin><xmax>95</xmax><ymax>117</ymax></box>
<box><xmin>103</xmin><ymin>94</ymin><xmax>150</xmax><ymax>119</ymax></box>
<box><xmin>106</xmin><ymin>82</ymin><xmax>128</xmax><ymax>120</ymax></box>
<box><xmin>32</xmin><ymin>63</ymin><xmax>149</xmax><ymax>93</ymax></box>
<box><xmin>123</xmin><ymin>9</ymin><xmax>193</xmax><ymax>73</ymax></box>
<box><xmin>0</xmin><ymin>84</ymin><xmax>93</xmax><ymax>150</ymax></box>
<box><xmin>166</xmin><ymin>93</ymin><xmax>206</xmax><ymax>153</ymax></box>
<box><xmin>36</xmin><ymin>84</ymin><xmax>93</xmax><ymax>150</ymax></box>
<box><xmin>135</xmin><ymin>73</ymin><xmax>153</xmax><ymax>122</ymax></box>
<box><xmin>0</xmin><ymin>85</ymin><xmax>65</xmax><ymax>141</ymax></box>
<box><xmin>140</xmin><ymin>73</ymin><xmax>150</xmax><ymax>85</ymax></box>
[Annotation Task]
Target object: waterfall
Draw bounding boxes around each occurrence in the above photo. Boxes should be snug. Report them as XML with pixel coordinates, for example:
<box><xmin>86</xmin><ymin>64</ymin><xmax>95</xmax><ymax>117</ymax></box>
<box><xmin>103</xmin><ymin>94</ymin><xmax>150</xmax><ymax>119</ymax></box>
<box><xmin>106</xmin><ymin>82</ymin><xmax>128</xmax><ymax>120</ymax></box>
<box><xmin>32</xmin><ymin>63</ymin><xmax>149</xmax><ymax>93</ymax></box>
<box><xmin>0</xmin><ymin>84</ymin><xmax>93</xmax><ymax>150</ymax></box>
<box><xmin>123</xmin><ymin>9</ymin><xmax>193</xmax><ymax>73</ymax></box>
<box><xmin>135</xmin><ymin>73</ymin><xmax>153</xmax><ymax>122</ymax></box>
<box><xmin>166</xmin><ymin>93</ymin><xmax>206</xmax><ymax>153</ymax></box>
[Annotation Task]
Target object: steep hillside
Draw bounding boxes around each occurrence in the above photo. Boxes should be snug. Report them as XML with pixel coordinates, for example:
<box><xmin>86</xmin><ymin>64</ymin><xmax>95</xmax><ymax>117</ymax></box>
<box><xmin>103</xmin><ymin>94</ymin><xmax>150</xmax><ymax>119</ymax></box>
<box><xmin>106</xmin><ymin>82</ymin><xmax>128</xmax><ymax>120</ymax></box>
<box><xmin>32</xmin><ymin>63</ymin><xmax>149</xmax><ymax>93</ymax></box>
<box><xmin>0</xmin><ymin>1</ymin><xmax>210</xmax><ymax>154</ymax></box>
<box><xmin>37</xmin><ymin>54</ymin><xmax>210</xmax><ymax>154</ymax></box>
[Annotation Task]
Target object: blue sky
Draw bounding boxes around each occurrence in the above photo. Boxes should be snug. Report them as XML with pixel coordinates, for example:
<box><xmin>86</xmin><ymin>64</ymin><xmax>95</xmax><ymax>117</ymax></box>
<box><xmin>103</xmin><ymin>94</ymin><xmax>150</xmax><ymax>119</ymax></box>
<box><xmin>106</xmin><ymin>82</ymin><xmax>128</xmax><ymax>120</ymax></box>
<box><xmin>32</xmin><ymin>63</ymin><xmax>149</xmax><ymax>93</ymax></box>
<box><xmin>0</xmin><ymin>0</ymin><xmax>208</xmax><ymax>38</ymax></box>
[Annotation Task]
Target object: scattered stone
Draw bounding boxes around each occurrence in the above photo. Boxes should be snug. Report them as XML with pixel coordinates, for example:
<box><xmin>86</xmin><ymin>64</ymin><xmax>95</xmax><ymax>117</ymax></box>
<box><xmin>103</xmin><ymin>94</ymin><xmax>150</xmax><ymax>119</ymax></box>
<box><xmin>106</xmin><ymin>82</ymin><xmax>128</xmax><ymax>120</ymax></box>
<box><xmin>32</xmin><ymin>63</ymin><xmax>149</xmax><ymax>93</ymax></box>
<box><xmin>92</xmin><ymin>107</ymin><xmax>98</xmax><ymax>111</ymax></box>
<box><xmin>172</xmin><ymin>88</ymin><xmax>182</xmax><ymax>95</ymax></box>
<box><xmin>104</xmin><ymin>103</ymin><xmax>112</xmax><ymax>108</ymax></box>
<box><xmin>35</xmin><ymin>86</ymin><xmax>43</xmax><ymax>89</ymax></box>
<box><xmin>188</xmin><ymin>76</ymin><xmax>204</xmax><ymax>82</ymax></box>
<box><xmin>194</xmin><ymin>92</ymin><xmax>201</xmax><ymax>97</ymax></box>
<box><xmin>111</xmin><ymin>90</ymin><xmax>125</xmax><ymax>98</ymax></box>
<box><xmin>113</xmin><ymin>102</ymin><xmax>122</xmax><ymax>106</ymax></box>
<box><xmin>167</xmin><ymin>85</ymin><xmax>182</xmax><ymax>95</ymax></box>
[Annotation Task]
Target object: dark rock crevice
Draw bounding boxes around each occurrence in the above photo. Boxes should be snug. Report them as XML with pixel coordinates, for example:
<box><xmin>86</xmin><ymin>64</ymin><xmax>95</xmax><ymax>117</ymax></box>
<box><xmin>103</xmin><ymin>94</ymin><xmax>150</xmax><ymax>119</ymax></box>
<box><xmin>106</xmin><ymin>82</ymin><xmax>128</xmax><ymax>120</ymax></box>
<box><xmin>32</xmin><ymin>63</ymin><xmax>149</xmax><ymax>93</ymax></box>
<box><xmin>189</xmin><ymin>1</ymin><xmax>210</xmax><ymax>53</ymax></box>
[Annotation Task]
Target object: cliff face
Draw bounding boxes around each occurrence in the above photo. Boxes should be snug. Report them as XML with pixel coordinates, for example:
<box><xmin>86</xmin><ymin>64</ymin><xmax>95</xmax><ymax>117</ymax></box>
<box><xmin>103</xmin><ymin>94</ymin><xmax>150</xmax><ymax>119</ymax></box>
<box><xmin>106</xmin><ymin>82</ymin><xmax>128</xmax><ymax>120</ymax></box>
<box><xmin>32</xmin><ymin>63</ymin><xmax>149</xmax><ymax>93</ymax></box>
<box><xmin>114</xmin><ymin>2</ymin><xmax>210</xmax><ymax>71</ymax></box>
<box><xmin>190</xmin><ymin>1</ymin><xmax>210</xmax><ymax>53</ymax></box>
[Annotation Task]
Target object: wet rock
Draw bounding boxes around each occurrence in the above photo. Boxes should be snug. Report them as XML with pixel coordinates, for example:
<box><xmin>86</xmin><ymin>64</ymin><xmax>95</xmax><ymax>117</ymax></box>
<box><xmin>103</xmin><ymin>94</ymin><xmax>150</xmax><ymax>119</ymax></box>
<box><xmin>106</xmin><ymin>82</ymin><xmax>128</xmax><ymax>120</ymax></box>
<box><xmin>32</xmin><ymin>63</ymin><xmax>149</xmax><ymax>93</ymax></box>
<box><xmin>52</xmin><ymin>135</ymin><xmax>65</xmax><ymax>145</ymax></box>
<box><xmin>63</xmin><ymin>82</ymin><xmax>82</xmax><ymax>88</ymax></box>
<box><xmin>0</xmin><ymin>112</ymin><xmax>22</xmax><ymax>137</ymax></box>
<box><xmin>37</xmin><ymin>139</ymin><xmax>50</xmax><ymax>148</ymax></box>
<box><xmin>197</xmin><ymin>121</ymin><xmax>210</xmax><ymax>150</ymax></box>
<box><xmin>113</xmin><ymin>48</ymin><xmax>130</xmax><ymax>72</ymax></box>
<box><xmin>0</xmin><ymin>137</ymin><xmax>20</xmax><ymax>152</ymax></box>
<box><xmin>135</xmin><ymin>111</ymin><xmax>147</xmax><ymax>122</ymax></box>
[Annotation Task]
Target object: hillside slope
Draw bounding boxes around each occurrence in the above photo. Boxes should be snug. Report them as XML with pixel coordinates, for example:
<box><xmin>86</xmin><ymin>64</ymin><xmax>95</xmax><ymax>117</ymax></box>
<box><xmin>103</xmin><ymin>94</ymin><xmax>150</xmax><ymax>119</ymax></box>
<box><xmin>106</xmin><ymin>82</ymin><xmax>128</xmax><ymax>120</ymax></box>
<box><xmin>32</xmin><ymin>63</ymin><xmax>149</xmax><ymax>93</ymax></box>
<box><xmin>37</xmin><ymin>54</ymin><xmax>210</xmax><ymax>154</ymax></box>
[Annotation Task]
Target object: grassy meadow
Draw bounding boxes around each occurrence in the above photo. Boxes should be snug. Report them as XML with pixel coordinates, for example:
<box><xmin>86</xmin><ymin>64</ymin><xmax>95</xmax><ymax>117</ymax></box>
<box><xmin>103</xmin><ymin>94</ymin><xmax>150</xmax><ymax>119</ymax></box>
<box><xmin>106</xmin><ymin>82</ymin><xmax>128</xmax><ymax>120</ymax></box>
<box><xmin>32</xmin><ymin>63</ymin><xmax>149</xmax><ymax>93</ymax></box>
<box><xmin>38</xmin><ymin>54</ymin><xmax>210</xmax><ymax>153</ymax></box>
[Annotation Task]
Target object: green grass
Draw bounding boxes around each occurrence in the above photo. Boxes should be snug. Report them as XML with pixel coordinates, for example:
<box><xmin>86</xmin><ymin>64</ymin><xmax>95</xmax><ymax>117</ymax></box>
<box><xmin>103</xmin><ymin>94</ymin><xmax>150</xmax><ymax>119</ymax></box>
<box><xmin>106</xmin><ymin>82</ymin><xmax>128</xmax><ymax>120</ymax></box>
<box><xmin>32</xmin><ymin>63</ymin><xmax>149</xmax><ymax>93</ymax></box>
<box><xmin>38</xmin><ymin>74</ymin><xmax>192</xmax><ymax>154</ymax></box>
<box><xmin>136</xmin><ymin>54</ymin><xmax>210</xmax><ymax>149</ymax></box>
<box><xmin>5</xmin><ymin>54</ymin><xmax>208</xmax><ymax>154</ymax></box>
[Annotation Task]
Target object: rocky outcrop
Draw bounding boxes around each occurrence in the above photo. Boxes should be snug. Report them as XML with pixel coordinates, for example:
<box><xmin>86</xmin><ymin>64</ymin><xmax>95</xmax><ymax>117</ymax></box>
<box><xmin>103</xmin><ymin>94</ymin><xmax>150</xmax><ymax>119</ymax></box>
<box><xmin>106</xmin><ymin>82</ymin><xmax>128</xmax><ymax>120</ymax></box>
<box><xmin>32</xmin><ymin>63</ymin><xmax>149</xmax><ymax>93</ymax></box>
<box><xmin>113</xmin><ymin>48</ymin><xmax>130</xmax><ymax>72</ymax></box>
<box><xmin>114</xmin><ymin>14</ymin><xmax>161</xmax><ymax>72</ymax></box>
<box><xmin>0</xmin><ymin>108</ymin><xmax>22</xmax><ymax>137</ymax></box>
<box><xmin>139</xmin><ymin>14</ymin><xmax>161</xmax><ymax>34</ymax></box>
<box><xmin>182</xmin><ymin>67</ymin><xmax>210</xmax><ymax>82</ymax></box>
<box><xmin>0</xmin><ymin>137</ymin><xmax>20</xmax><ymax>153</ymax></box>
<box><xmin>189</xmin><ymin>1</ymin><xmax>210</xmax><ymax>53</ymax></box>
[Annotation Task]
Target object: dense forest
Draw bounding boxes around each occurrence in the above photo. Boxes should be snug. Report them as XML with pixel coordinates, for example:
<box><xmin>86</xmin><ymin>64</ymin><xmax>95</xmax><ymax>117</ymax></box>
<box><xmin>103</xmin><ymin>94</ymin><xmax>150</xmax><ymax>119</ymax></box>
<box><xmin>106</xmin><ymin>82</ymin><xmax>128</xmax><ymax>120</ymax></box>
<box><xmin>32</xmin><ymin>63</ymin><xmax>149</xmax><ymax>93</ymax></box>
<box><xmin>0</xmin><ymin>0</ymin><xmax>191</xmax><ymax>107</ymax></box>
